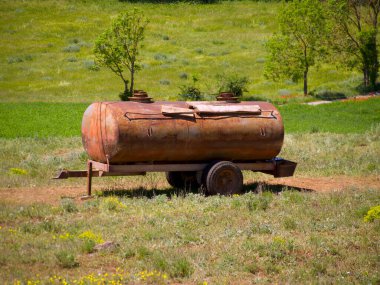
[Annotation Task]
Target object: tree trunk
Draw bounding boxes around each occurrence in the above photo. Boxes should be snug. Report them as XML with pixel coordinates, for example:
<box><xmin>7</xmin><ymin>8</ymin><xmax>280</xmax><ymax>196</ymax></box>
<box><xmin>130</xmin><ymin>63</ymin><xmax>135</xmax><ymax>95</ymax></box>
<box><xmin>363</xmin><ymin>68</ymin><xmax>369</xmax><ymax>87</ymax></box>
<box><xmin>303</xmin><ymin>69</ymin><xmax>308</xmax><ymax>96</ymax></box>
<box><xmin>369</xmin><ymin>38</ymin><xmax>378</xmax><ymax>89</ymax></box>
<box><xmin>124</xmin><ymin>80</ymin><xmax>129</xmax><ymax>96</ymax></box>
<box><xmin>361</xmin><ymin>31</ymin><xmax>378</xmax><ymax>89</ymax></box>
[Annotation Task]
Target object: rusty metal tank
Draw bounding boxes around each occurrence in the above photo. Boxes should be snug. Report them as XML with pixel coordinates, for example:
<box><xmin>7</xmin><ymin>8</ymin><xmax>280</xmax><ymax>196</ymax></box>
<box><xmin>81</xmin><ymin>92</ymin><xmax>284</xmax><ymax>164</ymax></box>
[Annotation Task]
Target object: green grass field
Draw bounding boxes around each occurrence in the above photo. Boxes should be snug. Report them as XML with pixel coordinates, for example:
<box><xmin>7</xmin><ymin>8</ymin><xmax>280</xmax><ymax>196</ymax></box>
<box><xmin>0</xmin><ymin>0</ymin><xmax>364</xmax><ymax>103</ymax></box>
<box><xmin>1</xmin><ymin>98</ymin><xmax>379</xmax><ymax>138</ymax></box>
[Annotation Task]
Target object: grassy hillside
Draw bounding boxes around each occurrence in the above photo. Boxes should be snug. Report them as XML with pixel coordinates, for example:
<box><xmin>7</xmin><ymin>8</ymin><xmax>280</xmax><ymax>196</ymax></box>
<box><xmin>0</xmin><ymin>0</ymin><xmax>363</xmax><ymax>103</ymax></box>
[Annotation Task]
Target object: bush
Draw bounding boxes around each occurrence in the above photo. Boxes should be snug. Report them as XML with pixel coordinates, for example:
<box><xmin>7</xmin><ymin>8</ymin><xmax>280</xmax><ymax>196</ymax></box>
<box><xmin>170</xmin><ymin>257</ymin><xmax>194</xmax><ymax>278</ymax></box>
<box><xmin>246</xmin><ymin>192</ymin><xmax>273</xmax><ymax>211</ymax></box>
<box><xmin>81</xmin><ymin>238</ymin><xmax>96</xmax><ymax>253</ymax></box>
<box><xmin>55</xmin><ymin>250</ymin><xmax>79</xmax><ymax>268</ymax></box>
<box><xmin>179</xmin><ymin>72</ymin><xmax>188</xmax><ymax>79</ymax></box>
<box><xmin>83</xmin><ymin>60</ymin><xmax>100</xmax><ymax>71</ymax></box>
<box><xmin>100</xmin><ymin>197</ymin><xmax>127</xmax><ymax>212</ymax></box>
<box><xmin>63</xmin><ymin>44</ymin><xmax>80</xmax><ymax>53</ymax></box>
<box><xmin>60</xmin><ymin>198</ymin><xmax>78</xmax><ymax>213</ymax></box>
<box><xmin>178</xmin><ymin>85</ymin><xmax>202</xmax><ymax>101</ymax></box>
<box><xmin>159</xmin><ymin>79</ymin><xmax>170</xmax><ymax>85</ymax></box>
<box><xmin>364</xmin><ymin>205</ymin><xmax>380</xmax><ymax>222</ymax></box>
<box><xmin>119</xmin><ymin>90</ymin><xmax>132</xmax><ymax>101</ymax></box>
<box><xmin>178</xmin><ymin>75</ymin><xmax>202</xmax><ymax>101</ymax></box>
<box><xmin>216</xmin><ymin>73</ymin><xmax>249</xmax><ymax>97</ymax></box>
<box><xmin>310</xmin><ymin>90</ymin><xmax>347</xmax><ymax>101</ymax></box>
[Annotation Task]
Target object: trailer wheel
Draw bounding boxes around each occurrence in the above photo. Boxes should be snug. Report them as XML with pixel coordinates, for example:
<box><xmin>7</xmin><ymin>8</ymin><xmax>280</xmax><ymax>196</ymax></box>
<box><xmin>165</xmin><ymin>171</ymin><xmax>200</xmax><ymax>189</ymax></box>
<box><xmin>205</xmin><ymin>161</ymin><xmax>243</xmax><ymax>195</ymax></box>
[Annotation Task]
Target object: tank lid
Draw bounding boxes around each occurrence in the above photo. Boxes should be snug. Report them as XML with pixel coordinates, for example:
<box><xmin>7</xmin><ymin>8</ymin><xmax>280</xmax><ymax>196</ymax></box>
<box><xmin>216</xmin><ymin>92</ymin><xmax>239</xmax><ymax>103</ymax></box>
<box><xmin>129</xmin><ymin>90</ymin><xmax>153</xmax><ymax>103</ymax></box>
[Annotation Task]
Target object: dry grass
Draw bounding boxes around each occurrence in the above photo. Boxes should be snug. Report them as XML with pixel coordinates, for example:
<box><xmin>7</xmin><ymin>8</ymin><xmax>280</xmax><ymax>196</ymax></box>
<box><xmin>0</xmin><ymin>187</ymin><xmax>379</xmax><ymax>284</ymax></box>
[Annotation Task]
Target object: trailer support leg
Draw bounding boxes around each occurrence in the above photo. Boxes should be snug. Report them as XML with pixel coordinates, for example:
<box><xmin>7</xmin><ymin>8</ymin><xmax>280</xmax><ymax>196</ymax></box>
<box><xmin>81</xmin><ymin>161</ymin><xmax>93</xmax><ymax>200</ymax></box>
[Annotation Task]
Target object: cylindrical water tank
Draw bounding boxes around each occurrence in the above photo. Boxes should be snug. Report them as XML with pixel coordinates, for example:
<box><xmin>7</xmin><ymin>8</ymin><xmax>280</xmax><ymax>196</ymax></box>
<box><xmin>81</xmin><ymin>100</ymin><xmax>284</xmax><ymax>164</ymax></box>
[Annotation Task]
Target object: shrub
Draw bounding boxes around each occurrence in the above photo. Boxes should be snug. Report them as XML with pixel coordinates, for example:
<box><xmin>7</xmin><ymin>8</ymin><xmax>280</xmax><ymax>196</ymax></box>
<box><xmin>100</xmin><ymin>197</ymin><xmax>127</xmax><ymax>212</ymax></box>
<box><xmin>83</xmin><ymin>60</ymin><xmax>100</xmax><ymax>71</ymax></box>
<box><xmin>179</xmin><ymin>72</ymin><xmax>188</xmax><ymax>79</ymax></box>
<box><xmin>78</xmin><ymin>230</ymin><xmax>104</xmax><ymax>244</ymax></box>
<box><xmin>154</xmin><ymin>53</ymin><xmax>167</xmax><ymax>61</ymax></box>
<box><xmin>119</xmin><ymin>90</ymin><xmax>132</xmax><ymax>101</ymax></box>
<box><xmin>310</xmin><ymin>90</ymin><xmax>347</xmax><ymax>101</ymax></box>
<box><xmin>63</xmin><ymin>44</ymin><xmax>80</xmax><ymax>53</ymax></box>
<box><xmin>81</xmin><ymin>238</ymin><xmax>96</xmax><ymax>253</ymax></box>
<box><xmin>178</xmin><ymin>75</ymin><xmax>202</xmax><ymax>100</ymax></box>
<box><xmin>364</xmin><ymin>205</ymin><xmax>380</xmax><ymax>222</ymax></box>
<box><xmin>159</xmin><ymin>79</ymin><xmax>170</xmax><ymax>85</ymax></box>
<box><xmin>170</xmin><ymin>257</ymin><xmax>193</xmax><ymax>278</ymax></box>
<box><xmin>216</xmin><ymin>73</ymin><xmax>249</xmax><ymax>97</ymax></box>
<box><xmin>246</xmin><ymin>192</ymin><xmax>273</xmax><ymax>211</ymax></box>
<box><xmin>67</xmin><ymin>57</ymin><xmax>77</xmax><ymax>62</ymax></box>
<box><xmin>9</xmin><ymin>168</ymin><xmax>27</xmax><ymax>175</ymax></box>
<box><xmin>60</xmin><ymin>198</ymin><xmax>78</xmax><ymax>213</ymax></box>
<box><xmin>55</xmin><ymin>250</ymin><xmax>79</xmax><ymax>268</ymax></box>
<box><xmin>178</xmin><ymin>85</ymin><xmax>202</xmax><ymax>101</ymax></box>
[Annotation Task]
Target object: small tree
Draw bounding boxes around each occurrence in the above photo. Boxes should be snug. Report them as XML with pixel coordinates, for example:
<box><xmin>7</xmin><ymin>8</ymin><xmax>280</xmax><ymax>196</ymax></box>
<box><xmin>94</xmin><ymin>9</ymin><xmax>148</xmax><ymax>100</ymax></box>
<box><xmin>264</xmin><ymin>0</ymin><xmax>327</xmax><ymax>96</ymax></box>
<box><xmin>327</xmin><ymin>0</ymin><xmax>380</xmax><ymax>89</ymax></box>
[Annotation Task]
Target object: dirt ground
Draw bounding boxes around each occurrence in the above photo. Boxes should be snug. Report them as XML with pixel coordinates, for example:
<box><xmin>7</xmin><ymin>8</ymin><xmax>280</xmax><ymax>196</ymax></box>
<box><xmin>0</xmin><ymin>176</ymin><xmax>379</xmax><ymax>205</ymax></box>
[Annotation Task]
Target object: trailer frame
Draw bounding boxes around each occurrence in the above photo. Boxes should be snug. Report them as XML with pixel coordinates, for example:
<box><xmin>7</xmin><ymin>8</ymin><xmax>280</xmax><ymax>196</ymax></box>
<box><xmin>54</xmin><ymin>158</ymin><xmax>296</xmax><ymax>197</ymax></box>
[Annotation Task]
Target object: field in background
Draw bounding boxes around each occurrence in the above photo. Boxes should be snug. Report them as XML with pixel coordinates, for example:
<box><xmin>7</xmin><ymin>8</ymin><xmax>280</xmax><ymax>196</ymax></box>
<box><xmin>1</xmin><ymin>98</ymin><xmax>379</xmax><ymax>138</ymax></box>
<box><xmin>0</xmin><ymin>0</ymin><xmax>364</xmax><ymax>103</ymax></box>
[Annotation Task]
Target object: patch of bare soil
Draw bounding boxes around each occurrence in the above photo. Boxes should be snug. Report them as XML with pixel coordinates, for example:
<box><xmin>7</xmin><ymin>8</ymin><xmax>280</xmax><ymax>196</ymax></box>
<box><xmin>264</xmin><ymin>175</ymin><xmax>380</xmax><ymax>192</ymax></box>
<box><xmin>0</xmin><ymin>176</ymin><xmax>379</xmax><ymax>205</ymax></box>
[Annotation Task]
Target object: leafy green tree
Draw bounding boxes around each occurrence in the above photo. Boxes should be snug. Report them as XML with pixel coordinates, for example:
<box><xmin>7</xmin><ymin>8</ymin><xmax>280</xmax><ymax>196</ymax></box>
<box><xmin>94</xmin><ymin>9</ymin><xmax>148</xmax><ymax>100</ymax></box>
<box><xmin>327</xmin><ymin>0</ymin><xmax>380</xmax><ymax>89</ymax></box>
<box><xmin>264</xmin><ymin>0</ymin><xmax>327</xmax><ymax>95</ymax></box>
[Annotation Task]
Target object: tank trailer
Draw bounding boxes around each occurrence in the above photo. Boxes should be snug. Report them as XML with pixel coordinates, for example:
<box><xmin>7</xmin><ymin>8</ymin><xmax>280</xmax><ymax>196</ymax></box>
<box><xmin>55</xmin><ymin>91</ymin><xmax>297</xmax><ymax>196</ymax></box>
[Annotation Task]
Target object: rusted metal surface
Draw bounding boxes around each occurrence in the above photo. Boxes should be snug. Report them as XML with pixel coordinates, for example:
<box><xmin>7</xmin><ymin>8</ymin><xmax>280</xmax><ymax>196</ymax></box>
<box><xmin>129</xmin><ymin>90</ymin><xmax>153</xmax><ymax>103</ymax></box>
<box><xmin>81</xmin><ymin>100</ymin><xmax>284</xmax><ymax>164</ymax></box>
<box><xmin>54</xmin><ymin>169</ymin><xmax>146</xmax><ymax>179</ymax></box>
<box><xmin>273</xmin><ymin>159</ymin><xmax>297</xmax><ymax>177</ymax></box>
<box><xmin>216</xmin><ymin>92</ymin><xmax>239</xmax><ymax>103</ymax></box>
<box><xmin>54</xmin><ymin>158</ymin><xmax>295</xmax><ymax>195</ymax></box>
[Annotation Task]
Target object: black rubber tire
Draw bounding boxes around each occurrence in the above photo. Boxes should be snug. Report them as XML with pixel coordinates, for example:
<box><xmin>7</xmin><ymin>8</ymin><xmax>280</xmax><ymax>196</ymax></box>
<box><xmin>165</xmin><ymin>171</ymin><xmax>200</xmax><ymax>189</ymax></box>
<box><xmin>205</xmin><ymin>161</ymin><xmax>243</xmax><ymax>195</ymax></box>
